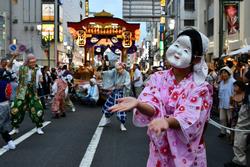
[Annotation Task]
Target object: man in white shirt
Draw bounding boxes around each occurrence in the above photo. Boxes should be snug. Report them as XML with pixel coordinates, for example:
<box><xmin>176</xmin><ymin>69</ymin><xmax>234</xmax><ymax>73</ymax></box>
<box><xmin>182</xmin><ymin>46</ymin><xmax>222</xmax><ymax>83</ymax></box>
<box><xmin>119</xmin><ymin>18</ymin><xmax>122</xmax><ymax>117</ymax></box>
<box><xmin>132</xmin><ymin>64</ymin><xmax>143</xmax><ymax>98</ymax></box>
<box><xmin>79</xmin><ymin>78</ymin><xmax>99</xmax><ymax>105</ymax></box>
<box><xmin>36</xmin><ymin>65</ymin><xmax>46</xmax><ymax>109</ymax></box>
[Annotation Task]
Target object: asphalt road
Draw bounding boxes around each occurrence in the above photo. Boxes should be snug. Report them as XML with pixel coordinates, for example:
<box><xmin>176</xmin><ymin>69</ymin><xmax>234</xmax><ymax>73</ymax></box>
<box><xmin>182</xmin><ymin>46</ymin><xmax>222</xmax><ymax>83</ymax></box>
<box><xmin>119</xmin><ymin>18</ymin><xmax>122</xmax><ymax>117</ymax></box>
<box><xmin>0</xmin><ymin>102</ymin><xmax>241</xmax><ymax>167</ymax></box>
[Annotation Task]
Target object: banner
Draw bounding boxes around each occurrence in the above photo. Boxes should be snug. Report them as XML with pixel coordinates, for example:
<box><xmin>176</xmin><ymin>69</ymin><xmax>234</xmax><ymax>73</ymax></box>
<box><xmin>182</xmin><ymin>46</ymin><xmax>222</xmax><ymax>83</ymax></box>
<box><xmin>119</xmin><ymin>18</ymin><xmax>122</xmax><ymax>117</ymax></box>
<box><xmin>224</xmin><ymin>3</ymin><xmax>239</xmax><ymax>35</ymax></box>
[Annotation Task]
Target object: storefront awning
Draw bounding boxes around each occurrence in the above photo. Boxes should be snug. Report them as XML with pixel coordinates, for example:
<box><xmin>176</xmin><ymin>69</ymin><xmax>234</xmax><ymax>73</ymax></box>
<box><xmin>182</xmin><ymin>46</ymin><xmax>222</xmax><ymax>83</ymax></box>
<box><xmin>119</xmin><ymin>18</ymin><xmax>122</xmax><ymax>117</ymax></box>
<box><xmin>228</xmin><ymin>45</ymin><xmax>250</xmax><ymax>56</ymax></box>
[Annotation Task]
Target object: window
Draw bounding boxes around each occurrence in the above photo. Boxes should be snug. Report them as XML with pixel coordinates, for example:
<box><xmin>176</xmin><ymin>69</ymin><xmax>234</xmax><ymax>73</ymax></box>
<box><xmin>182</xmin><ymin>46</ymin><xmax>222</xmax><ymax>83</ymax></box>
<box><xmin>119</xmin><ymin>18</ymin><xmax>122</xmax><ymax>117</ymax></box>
<box><xmin>80</xmin><ymin>14</ymin><xmax>83</xmax><ymax>21</ymax></box>
<box><xmin>207</xmin><ymin>19</ymin><xmax>214</xmax><ymax>37</ymax></box>
<box><xmin>208</xmin><ymin>0</ymin><xmax>214</xmax><ymax>7</ymax></box>
<box><xmin>12</xmin><ymin>0</ymin><xmax>18</xmax><ymax>4</ymax></box>
<box><xmin>184</xmin><ymin>0</ymin><xmax>195</xmax><ymax>11</ymax></box>
<box><xmin>184</xmin><ymin>19</ymin><xmax>195</xmax><ymax>26</ymax></box>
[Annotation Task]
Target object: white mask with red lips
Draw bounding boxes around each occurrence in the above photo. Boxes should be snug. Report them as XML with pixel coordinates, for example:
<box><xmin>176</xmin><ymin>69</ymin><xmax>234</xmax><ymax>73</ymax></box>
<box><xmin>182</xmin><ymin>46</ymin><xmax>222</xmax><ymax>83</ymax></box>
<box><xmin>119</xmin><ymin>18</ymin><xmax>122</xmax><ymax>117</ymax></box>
<box><xmin>166</xmin><ymin>29</ymin><xmax>210</xmax><ymax>85</ymax></box>
<box><xmin>166</xmin><ymin>35</ymin><xmax>192</xmax><ymax>69</ymax></box>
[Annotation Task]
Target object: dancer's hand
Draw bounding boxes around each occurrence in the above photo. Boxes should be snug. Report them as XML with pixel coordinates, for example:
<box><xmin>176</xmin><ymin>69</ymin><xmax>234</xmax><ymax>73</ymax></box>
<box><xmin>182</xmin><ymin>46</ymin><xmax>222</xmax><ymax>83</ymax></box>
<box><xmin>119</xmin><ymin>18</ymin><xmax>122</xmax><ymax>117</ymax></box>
<box><xmin>10</xmin><ymin>51</ymin><xmax>19</xmax><ymax>58</ymax></box>
<box><xmin>109</xmin><ymin>97</ymin><xmax>138</xmax><ymax>112</ymax></box>
<box><xmin>148</xmin><ymin>118</ymin><xmax>169</xmax><ymax>136</ymax></box>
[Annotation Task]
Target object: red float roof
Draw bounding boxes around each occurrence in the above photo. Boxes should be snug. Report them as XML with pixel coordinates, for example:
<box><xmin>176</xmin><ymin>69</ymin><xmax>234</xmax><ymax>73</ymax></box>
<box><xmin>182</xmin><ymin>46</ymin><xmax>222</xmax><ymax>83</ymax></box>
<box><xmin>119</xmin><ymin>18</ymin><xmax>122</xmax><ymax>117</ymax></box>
<box><xmin>67</xmin><ymin>10</ymin><xmax>140</xmax><ymax>34</ymax></box>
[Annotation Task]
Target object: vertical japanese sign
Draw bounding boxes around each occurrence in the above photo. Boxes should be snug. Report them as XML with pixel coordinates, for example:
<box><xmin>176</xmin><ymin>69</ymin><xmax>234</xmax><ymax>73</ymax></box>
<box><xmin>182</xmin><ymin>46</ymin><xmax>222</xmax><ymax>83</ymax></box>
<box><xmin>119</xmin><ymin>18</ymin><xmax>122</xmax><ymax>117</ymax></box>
<box><xmin>224</xmin><ymin>3</ymin><xmax>239</xmax><ymax>35</ymax></box>
<box><xmin>160</xmin><ymin>0</ymin><xmax>165</xmax><ymax>58</ymax></box>
<box><xmin>85</xmin><ymin>0</ymin><xmax>89</xmax><ymax>17</ymax></box>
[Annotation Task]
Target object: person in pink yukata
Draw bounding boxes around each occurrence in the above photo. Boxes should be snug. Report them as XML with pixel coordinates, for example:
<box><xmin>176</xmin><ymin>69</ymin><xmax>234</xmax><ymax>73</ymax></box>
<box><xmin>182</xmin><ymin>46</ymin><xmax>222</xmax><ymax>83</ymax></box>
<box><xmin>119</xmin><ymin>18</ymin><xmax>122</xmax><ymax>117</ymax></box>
<box><xmin>51</xmin><ymin>71</ymin><xmax>73</xmax><ymax>118</ymax></box>
<box><xmin>109</xmin><ymin>28</ymin><xmax>213</xmax><ymax>167</ymax></box>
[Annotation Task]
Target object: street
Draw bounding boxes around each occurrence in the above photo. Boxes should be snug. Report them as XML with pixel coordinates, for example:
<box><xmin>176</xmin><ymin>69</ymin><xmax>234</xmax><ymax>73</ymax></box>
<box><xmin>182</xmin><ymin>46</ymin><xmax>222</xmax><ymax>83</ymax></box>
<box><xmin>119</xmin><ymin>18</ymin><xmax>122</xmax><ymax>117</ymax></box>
<box><xmin>0</xmin><ymin>103</ymin><xmax>236</xmax><ymax>167</ymax></box>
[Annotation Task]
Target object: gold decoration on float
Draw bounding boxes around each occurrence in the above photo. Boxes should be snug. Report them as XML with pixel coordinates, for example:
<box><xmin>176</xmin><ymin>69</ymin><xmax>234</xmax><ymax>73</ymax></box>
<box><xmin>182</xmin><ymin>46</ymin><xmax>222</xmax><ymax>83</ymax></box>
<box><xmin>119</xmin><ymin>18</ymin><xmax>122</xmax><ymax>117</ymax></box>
<box><xmin>122</xmin><ymin>31</ymin><xmax>132</xmax><ymax>48</ymax></box>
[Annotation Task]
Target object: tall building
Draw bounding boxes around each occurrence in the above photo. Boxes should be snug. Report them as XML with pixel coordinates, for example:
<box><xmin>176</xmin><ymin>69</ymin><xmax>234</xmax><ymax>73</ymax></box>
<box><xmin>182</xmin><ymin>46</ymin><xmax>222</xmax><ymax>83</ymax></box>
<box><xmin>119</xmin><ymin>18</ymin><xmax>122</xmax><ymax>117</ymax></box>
<box><xmin>197</xmin><ymin>0</ymin><xmax>249</xmax><ymax>60</ymax></box>
<box><xmin>10</xmin><ymin>0</ymin><xmax>48</xmax><ymax>65</ymax></box>
<box><xmin>0</xmin><ymin>1</ymin><xmax>10</xmax><ymax>57</ymax></box>
<box><xmin>0</xmin><ymin>0</ymin><xmax>85</xmax><ymax>67</ymax></box>
<box><xmin>60</xmin><ymin>0</ymin><xmax>85</xmax><ymax>66</ymax></box>
<box><xmin>145</xmin><ymin>22</ymin><xmax>160</xmax><ymax>66</ymax></box>
<box><xmin>166</xmin><ymin>0</ymin><xmax>198</xmax><ymax>41</ymax></box>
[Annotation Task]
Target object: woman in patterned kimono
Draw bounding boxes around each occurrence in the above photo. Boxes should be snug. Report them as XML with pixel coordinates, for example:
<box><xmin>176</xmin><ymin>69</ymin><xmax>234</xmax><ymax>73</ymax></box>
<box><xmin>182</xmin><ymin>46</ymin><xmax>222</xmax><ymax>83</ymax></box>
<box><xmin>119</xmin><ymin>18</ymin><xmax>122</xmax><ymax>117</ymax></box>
<box><xmin>51</xmin><ymin>71</ymin><xmax>73</xmax><ymax>118</ymax></box>
<box><xmin>109</xmin><ymin>28</ymin><xmax>213</xmax><ymax>167</ymax></box>
<box><xmin>9</xmin><ymin>54</ymin><xmax>45</xmax><ymax>135</ymax></box>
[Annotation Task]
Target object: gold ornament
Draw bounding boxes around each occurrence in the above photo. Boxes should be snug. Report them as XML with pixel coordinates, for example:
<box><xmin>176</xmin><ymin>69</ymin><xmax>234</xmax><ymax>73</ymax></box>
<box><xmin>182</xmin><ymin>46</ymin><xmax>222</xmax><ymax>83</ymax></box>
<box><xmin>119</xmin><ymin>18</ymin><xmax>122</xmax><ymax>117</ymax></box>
<box><xmin>11</xmin><ymin>108</ymin><xmax>19</xmax><ymax>115</ymax></box>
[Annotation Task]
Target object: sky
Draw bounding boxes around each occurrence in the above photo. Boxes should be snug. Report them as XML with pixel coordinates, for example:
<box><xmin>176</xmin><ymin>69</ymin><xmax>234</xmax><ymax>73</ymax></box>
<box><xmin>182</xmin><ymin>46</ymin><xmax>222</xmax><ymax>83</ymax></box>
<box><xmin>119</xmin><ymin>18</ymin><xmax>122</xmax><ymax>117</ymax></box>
<box><xmin>89</xmin><ymin>0</ymin><xmax>146</xmax><ymax>43</ymax></box>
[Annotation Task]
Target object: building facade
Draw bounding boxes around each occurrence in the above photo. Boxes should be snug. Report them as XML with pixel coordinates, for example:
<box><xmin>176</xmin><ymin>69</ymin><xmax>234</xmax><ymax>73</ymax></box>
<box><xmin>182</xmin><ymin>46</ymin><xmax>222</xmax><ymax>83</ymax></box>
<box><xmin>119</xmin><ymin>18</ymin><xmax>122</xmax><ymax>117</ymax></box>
<box><xmin>60</xmin><ymin>0</ymin><xmax>85</xmax><ymax>66</ymax></box>
<box><xmin>10</xmin><ymin>0</ymin><xmax>45</xmax><ymax>64</ymax></box>
<box><xmin>0</xmin><ymin>1</ymin><xmax>10</xmax><ymax>57</ymax></box>
<box><xmin>0</xmin><ymin>0</ymin><xmax>85</xmax><ymax>67</ymax></box>
<box><xmin>145</xmin><ymin>22</ymin><xmax>161</xmax><ymax>66</ymax></box>
<box><xmin>197</xmin><ymin>0</ymin><xmax>250</xmax><ymax>60</ymax></box>
<box><xmin>166</xmin><ymin>0</ymin><xmax>198</xmax><ymax>40</ymax></box>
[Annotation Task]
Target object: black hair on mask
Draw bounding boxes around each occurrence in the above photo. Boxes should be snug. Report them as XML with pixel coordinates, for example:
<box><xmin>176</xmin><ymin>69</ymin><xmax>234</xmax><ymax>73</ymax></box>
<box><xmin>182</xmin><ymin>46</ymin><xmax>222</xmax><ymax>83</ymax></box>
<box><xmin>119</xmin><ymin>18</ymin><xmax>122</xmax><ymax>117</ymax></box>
<box><xmin>177</xmin><ymin>29</ymin><xmax>203</xmax><ymax>61</ymax></box>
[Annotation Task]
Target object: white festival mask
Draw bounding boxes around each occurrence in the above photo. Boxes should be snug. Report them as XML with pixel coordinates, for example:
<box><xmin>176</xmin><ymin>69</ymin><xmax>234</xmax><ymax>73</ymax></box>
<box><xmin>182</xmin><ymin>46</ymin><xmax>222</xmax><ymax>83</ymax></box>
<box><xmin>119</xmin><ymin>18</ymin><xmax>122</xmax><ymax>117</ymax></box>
<box><xmin>166</xmin><ymin>35</ymin><xmax>192</xmax><ymax>69</ymax></box>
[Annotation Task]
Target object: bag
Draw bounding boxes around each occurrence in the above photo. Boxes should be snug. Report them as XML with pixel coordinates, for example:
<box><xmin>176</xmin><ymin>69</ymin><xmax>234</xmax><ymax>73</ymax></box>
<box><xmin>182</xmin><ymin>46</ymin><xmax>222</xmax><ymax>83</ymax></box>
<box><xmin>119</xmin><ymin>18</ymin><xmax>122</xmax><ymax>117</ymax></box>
<box><xmin>5</xmin><ymin>83</ymin><xmax>12</xmax><ymax>100</ymax></box>
<box><xmin>0</xmin><ymin>80</ymin><xmax>12</xmax><ymax>102</ymax></box>
<box><xmin>0</xmin><ymin>69</ymin><xmax>12</xmax><ymax>102</ymax></box>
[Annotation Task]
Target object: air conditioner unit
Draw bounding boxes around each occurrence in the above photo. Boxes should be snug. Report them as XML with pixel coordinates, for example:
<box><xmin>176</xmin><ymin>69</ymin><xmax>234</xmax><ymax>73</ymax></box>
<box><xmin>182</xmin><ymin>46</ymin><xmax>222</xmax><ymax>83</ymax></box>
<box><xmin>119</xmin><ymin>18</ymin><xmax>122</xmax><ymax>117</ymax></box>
<box><xmin>24</xmin><ymin>26</ymin><xmax>28</xmax><ymax>31</ymax></box>
<box><xmin>204</xmin><ymin>9</ymin><xmax>207</xmax><ymax>24</ymax></box>
<box><xmin>30</xmin><ymin>26</ymin><xmax>34</xmax><ymax>31</ymax></box>
<box><xmin>12</xmin><ymin>19</ymin><xmax>18</xmax><ymax>24</ymax></box>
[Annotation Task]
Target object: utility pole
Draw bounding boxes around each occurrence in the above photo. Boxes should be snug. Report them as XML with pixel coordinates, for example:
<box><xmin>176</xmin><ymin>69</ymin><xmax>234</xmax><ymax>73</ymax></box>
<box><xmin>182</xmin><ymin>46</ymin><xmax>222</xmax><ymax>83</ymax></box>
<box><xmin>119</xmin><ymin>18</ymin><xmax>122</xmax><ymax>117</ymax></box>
<box><xmin>9</xmin><ymin>0</ymin><xmax>12</xmax><ymax>45</ymax></box>
<box><xmin>48</xmin><ymin>32</ymin><xmax>51</xmax><ymax>67</ymax></box>
<box><xmin>219</xmin><ymin>0</ymin><xmax>224</xmax><ymax>58</ymax></box>
<box><xmin>54</xmin><ymin>0</ymin><xmax>58</xmax><ymax>67</ymax></box>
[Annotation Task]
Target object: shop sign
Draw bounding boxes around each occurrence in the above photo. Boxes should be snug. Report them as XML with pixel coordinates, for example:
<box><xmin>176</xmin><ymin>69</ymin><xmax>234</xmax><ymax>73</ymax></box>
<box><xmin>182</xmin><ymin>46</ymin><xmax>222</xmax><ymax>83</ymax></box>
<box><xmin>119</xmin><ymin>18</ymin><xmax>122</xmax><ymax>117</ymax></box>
<box><xmin>42</xmin><ymin>4</ymin><xmax>54</xmax><ymax>21</ymax></box>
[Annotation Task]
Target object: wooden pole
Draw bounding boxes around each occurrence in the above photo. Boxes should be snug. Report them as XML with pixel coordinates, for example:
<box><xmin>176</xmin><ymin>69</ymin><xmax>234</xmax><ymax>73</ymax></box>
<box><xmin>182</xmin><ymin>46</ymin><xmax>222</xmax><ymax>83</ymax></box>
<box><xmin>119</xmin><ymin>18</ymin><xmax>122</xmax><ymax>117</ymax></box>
<box><xmin>91</xmin><ymin>46</ymin><xmax>94</xmax><ymax>65</ymax></box>
<box><xmin>84</xmin><ymin>46</ymin><xmax>87</xmax><ymax>65</ymax></box>
<box><xmin>122</xmin><ymin>48</ymin><xmax>127</xmax><ymax>63</ymax></box>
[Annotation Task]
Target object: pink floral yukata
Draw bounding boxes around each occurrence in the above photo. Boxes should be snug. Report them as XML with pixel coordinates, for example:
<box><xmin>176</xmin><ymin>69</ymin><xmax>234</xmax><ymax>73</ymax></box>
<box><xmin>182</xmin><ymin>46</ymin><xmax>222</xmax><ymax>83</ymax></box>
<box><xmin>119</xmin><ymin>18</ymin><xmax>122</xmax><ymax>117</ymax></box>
<box><xmin>133</xmin><ymin>69</ymin><xmax>213</xmax><ymax>167</ymax></box>
<box><xmin>51</xmin><ymin>78</ymin><xmax>68</xmax><ymax>113</ymax></box>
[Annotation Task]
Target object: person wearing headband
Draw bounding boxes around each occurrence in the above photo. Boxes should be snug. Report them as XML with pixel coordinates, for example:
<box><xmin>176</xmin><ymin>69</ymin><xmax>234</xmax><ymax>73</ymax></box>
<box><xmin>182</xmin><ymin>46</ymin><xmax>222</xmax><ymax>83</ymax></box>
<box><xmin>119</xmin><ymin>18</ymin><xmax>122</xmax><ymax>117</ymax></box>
<box><xmin>100</xmin><ymin>62</ymin><xmax>131</xmax><ymax>131</ymax></box>
<box><xmin>109</xmin><ymin>28</ymin><xmax>213</xmax><ymax>166</ymax></box>
<box><xmin>9</xmin><ymin>54</ymin><xmax>45</xmax><ymax>135</ymax></box>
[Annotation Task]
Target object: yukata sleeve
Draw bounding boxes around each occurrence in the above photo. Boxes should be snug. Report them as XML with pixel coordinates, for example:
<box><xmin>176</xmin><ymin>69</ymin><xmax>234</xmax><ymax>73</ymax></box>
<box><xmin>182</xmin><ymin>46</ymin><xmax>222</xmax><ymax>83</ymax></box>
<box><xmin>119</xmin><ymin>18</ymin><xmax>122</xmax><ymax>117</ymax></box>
<box><xmin>123</xmin><ymin>71</ymin><xmax>131</xmax><ymax>89</ymax></box>
<box><xmin>51</xmin><ymin>80</ymin><xmax>58</xmax><ymax>96</ymax></box>
<box><xmin>230</xmin><ymin>78</ymin><xmax>236</xmax><ymax>96</ymax></box>
<box><xmin>102</xmin><ymin>68</ymin><xmax>115</xmax><ymax>77</ymax></box>
<box><xmin>133</xmin><ymin>73</ymin><xmax>163</xmax><ymax>127</ymax></box>
<box><xmin>122</xmin><ymin>71</ymin><xmax>131</xmax><ymax>97</ymax></box>
<box><xmin>102</xmin><ymin>69</ymin><xmax>115</xmax><ymax>89</ymax></box>
<box><xmin>18</xmin><ymin>66</ymin><xmax>25</xmax><ymax>85</ymax></box>
<box><xmin>174</xmin><ymin>84</ymin><xmax>213</xmax><ymax>142</ymax></box>
<box><xmin>218</xmin><ymin>82</ymin><xmax>222</xmax><ymax>99</ymax></box>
